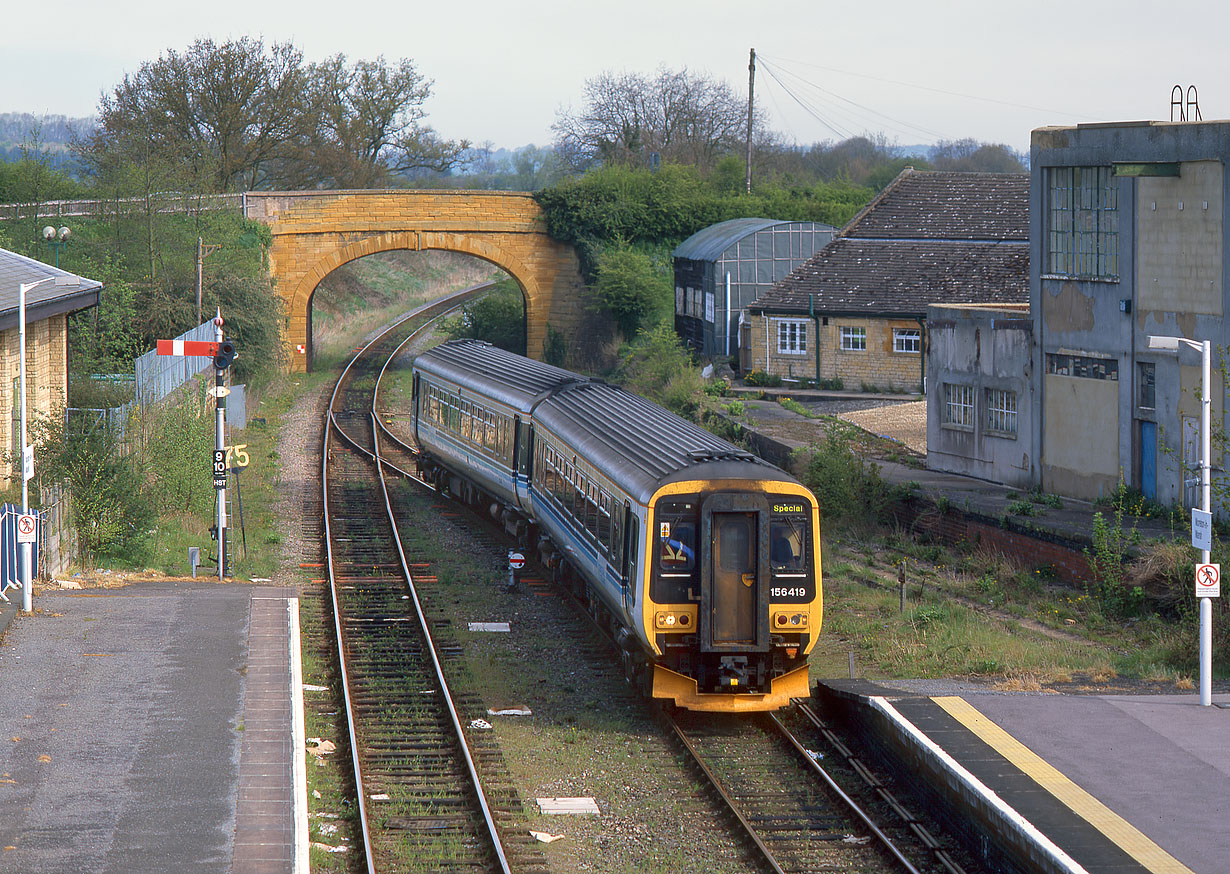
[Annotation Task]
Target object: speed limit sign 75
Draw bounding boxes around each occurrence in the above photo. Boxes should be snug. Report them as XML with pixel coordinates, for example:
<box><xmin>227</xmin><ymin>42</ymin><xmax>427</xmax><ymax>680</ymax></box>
<box><xmin>1196</xmin><ymin>563</ymin><xmax>1221</xmax><ymax>598</ymax></box>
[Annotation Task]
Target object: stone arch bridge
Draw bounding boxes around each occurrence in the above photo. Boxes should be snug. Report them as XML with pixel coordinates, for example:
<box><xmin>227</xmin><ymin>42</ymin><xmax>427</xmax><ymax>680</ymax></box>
<box><xmin>244</xmin><ymin>191</ymin><xmax>587</xmax><ymax>372</ymax></box>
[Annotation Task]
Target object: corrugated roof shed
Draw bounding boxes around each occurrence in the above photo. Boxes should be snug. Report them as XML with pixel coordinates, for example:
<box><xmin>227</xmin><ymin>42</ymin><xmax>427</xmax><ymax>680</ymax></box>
<box><xmin>750</xmin><ymin>169</ymin><xmax>1029</xmax><ymax>316</ymax></box>
<box><xmin>0</xmin><ymin>248</ymin><xmax>102</xmax><ymax>331</ymax></box>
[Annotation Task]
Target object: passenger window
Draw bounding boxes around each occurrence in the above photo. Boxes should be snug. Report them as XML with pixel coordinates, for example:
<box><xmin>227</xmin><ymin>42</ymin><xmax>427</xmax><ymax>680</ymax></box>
<box><xmin>770</xmin><ymin>518</ymin><xmax>806</xmax><ymax>570</ymax></box>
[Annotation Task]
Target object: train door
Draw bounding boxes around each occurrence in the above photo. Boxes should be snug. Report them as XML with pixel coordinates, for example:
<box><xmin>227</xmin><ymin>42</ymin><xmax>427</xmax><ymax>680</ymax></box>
<box><xmin>513</xmin><ymin>417</ymin><xmax>533</xmax><ymax>508</ymax></box>
<box><xmin>620</xmin><ymin>506</ymin><xmax>636</xmax><ymax>612</ymax></box>
<box><xmin>700</xmin><ymin>494</ymin><xmax>767</xmax><ymax>651</ymax></box>
<box><xmin>412</xmin><ymin>374</ymin><xmax>421</xmax><ymax>443</ymax></box>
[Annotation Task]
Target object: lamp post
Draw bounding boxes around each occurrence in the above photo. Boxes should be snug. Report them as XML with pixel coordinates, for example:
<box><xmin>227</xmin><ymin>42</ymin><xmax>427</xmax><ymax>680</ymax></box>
<box><xmin>17</xmin><ymin>275</ymin><xmax>81</xmax><ymax>613</ymax></box>
<box><xmin>41</xmin><ymin>226</ymin><xmax>70</xmax><ymax>269</ymax></box>
<box><xmin>1147</xmin><ymin>333</ymin><xmax>1214</xmax><ymax>705</ymax></box>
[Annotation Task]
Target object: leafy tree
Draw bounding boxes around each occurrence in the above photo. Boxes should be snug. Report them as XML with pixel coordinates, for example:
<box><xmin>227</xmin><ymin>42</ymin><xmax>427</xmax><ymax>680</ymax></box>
<box><xmin>201</xmin><ymin>272</ymin><xmax>285</xmax><ymax>382</ymax></box>
<box><xmin>444</xmin><ymin>279</ymin><xmax>526</xmax><ymax>354</ymax></box>
<box><xmin>554</xmin><ymin>66</ymin><xmax>753</xmax><ymax>172</ymax></box>
<box><xmin>593</xmin><ymin>241</ymin><xmax>670</xmax><ymax>338</ymax></box>
<box><xmin>85</xmin><ymin>37</ymin><xmax>310</xmax><ymax>192</ymax></box>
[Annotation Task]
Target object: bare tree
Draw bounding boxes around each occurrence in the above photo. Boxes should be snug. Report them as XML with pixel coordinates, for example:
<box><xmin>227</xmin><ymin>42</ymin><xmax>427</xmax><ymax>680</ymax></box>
<box><xmin>295</xmin><ymin>54</ymin><xmax>468</xmax><ymax>188</ymax></box>
<box><xmin>86</xmin><ymin>37</ymin><xmax>310</xmax><ymax>191</ymax></box>
<box><xmin>554</xmin><ymin>67</ymin><xmax>750</xmax><ymax>171</ymax></box>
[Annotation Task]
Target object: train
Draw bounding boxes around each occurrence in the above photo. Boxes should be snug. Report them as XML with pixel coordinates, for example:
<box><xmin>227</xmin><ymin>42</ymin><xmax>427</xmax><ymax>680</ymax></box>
<box><xmin>410</xmin><ymin>339</ymin><xmax>822</xmax><ymax>712</ymax></box>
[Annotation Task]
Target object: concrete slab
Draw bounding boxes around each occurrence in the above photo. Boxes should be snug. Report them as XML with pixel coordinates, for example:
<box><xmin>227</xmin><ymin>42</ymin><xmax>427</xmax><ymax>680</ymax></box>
<box><xmin>536</xmin><ymin>797</ymin><xmax>600</xmax><ymax>815</ymax></box>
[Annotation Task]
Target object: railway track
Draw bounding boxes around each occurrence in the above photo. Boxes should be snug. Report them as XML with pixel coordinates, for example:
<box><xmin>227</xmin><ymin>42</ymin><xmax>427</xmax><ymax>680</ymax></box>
<box><xmin>321</xmin><ymin>284</ymin><xmax>546</xmax><ymax>873</ymax></box>
<box><xmin>664</xmin><ymin>703</ymin><xmax>970</xmax><ymax>874</ymax></box>
<box><xmin>317</xmin><ymin>289</ymin><xmax>982</xmax><ymax>873</ymax></box>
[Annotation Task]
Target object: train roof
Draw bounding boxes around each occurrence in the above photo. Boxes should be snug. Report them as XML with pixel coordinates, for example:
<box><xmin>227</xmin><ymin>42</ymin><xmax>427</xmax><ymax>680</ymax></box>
<box><xmin>534</xmin><ymin>380</ymin><xmax>797</xmax><ymax>504</ymax></box>
<box><xmin>413</xmin><ymin>339</ymin><xmax>582</xmax><ymax>410</ymax></box>
<box><xmin>414</xmin><ymin>340</ymin><xmax>801</xmax><ymax>503</ymax></box>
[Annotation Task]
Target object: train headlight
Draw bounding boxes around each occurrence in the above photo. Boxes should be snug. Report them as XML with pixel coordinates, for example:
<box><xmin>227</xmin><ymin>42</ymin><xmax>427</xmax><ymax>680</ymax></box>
<box><xmin>772</xmin><ymin>611</ymin><xmax>808</xmax><ymax>629</ymax></box>
<box><xmin>655</xmin><ymin>610</ymin><xmax>694</xmax><ymax>629</ymax></box>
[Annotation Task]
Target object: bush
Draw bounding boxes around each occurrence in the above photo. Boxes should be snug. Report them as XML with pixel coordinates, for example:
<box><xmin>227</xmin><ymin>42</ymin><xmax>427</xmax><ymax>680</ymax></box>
<box><xmin>615</xmin><ymin>325</ymin><xmax>701</xmax><ymax>414</ymax></box>
<box><xmin>32</xmin><ymin>413</ymin><xmax>151</xmax><ymax>567</ymax></box>
<box><xmin>744</xmin><ymin>369</ymin><xmax>782</xmax><ymax>387</ymax></box>
<box><xmin>592</xmin><ymin>241</ymin><xmax>671</xmax><ymax>339</ymax></box>
<box><xmin>800</xmin><ymin>422</ymin><xmax>892</xmax><ymax>524</ymax></box>
<box><xmin>444</xmin><ymin>278</ymin><xmax>526</xmax><ymax>354</ymax></box>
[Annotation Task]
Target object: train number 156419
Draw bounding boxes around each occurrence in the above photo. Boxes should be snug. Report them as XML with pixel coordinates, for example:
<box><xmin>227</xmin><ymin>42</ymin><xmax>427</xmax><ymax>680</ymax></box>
<box><xmin>770</xmin><ymin>587</ymin><xmax>808</xmax><ymax>599</ymax></box>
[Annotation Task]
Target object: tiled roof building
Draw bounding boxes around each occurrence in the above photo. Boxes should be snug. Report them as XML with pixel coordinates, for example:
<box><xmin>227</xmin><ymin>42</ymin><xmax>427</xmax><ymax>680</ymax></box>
<box><xmin>743</xmin><ymin>169</ymin><xmax>1029</xmax><ymax>390</ymax></box>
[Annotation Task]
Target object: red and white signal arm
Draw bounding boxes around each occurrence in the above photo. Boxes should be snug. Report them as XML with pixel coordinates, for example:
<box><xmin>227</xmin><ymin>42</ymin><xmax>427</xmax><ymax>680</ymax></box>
<box><xmin>1196</xmin><ymin>563</ymin><xmax>1221</xmax><ymax>598</ymax></box>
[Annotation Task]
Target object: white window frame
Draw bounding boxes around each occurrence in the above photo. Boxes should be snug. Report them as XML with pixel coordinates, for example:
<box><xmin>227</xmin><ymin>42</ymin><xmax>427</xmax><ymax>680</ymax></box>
<box><xmin>985</xmin><ymin>388</ymin><xmax>1017</xmax><ymax>436</ymax></box>
<box><xmin>705</xmin><ymin>290</ymin><xmax>715</xmax><ymax>323</ymax></box>
<box><xmin>840</xmin><ymin>326</ymin><xmax>866</xmax><ymax>351</ymax></box>
<box><xmin>943</xmin><ymin>383</ymin><xmax>975</xmax><ymax>429</ymax></box>
<box><xmin>893</xmin><ymin>328</ymin><xmax>921</xmax><ymax>354</ymax></box>
<box><xmin>775</xmin><ymin>319</ymin><xmax>808</xmax><ymax>355</ymax></box>
<box><xmin>675</xmin><ymin>286</ymin><xmax>685</xmax><ymax>315</ymax></box>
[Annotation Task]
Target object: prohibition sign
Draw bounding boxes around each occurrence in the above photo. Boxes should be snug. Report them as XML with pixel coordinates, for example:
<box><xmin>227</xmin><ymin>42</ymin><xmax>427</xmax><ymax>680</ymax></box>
<box><xmin>1196</xmin><ymin>563</ymin><xmax>1221</xmax><ymax>598</ymax></box>
<box><xmin>508</xmin><ymin>552</ymin><xmax>526</xmax><ymax>571</ymax></box>
<box><xmin>16</xmin><ymin>514</ymin><xmax>36</xmax><ymax>544</ymax></box>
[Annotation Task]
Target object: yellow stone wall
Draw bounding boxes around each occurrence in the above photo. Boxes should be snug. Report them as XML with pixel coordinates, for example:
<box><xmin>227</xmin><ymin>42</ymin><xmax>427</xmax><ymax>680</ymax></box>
<box><xmin>246</xmin><ymin>191</ymin><xmax>587</xmax><ymax>372</ymax></box>
<box><xmin>745</xmin><ymin>313</ymin><xmax>924</xmax><ymax>390</ymax></box>
<box><xmin>0</xmin><ymin>314</ymin><xmax>69</xmax><ymax>483</ymax></box>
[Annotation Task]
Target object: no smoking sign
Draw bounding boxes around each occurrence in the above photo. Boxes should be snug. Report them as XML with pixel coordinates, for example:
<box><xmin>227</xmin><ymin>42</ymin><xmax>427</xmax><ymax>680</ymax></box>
<box><xmin>1196</xmin><ymin>563</ymin><xmax>1221</xmax><ymax>598</ymax></box>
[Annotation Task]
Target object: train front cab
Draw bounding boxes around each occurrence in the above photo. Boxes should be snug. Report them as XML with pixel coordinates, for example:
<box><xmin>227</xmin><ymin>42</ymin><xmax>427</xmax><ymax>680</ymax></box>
<box><xmin>644</xmin><ymin>482</ymin><xmax>821</xmax><ymax>712</ymax></box>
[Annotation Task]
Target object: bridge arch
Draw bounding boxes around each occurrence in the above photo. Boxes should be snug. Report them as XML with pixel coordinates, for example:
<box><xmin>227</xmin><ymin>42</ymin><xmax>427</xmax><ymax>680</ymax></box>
<box><xmin>245</xmin><ymin>191</ymin><xmax>587</xmax><ymax>371</ymax></box>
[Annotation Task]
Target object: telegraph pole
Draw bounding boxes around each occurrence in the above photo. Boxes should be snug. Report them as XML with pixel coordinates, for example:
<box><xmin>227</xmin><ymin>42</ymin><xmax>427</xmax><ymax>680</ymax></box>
<box><xmin>746</xmin><ymin>48</ymin><xmax>756</xmax><ymax>195</ymax></box>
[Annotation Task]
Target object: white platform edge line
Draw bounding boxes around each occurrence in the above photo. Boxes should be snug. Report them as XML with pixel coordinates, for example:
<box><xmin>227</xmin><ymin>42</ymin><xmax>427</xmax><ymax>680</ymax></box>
<box><xmin>289</xmin><ymin>597</ymin><xmax>309</xmax><ymax>873</ymax></box>
<box><xmin>869</xmin><ymin>696</ymin><xmax>1090</xmax><ymax>874</ymax></box>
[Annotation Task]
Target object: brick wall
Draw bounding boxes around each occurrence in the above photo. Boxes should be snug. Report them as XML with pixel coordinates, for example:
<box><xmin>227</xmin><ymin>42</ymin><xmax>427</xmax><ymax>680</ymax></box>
<box><xmin>746</xmin><ymin>313</ymin><xmax>924</xmax><ymax>390</ymax></box>
<box><xmin>0</xmin><ymin>315</ymin><xmax>69</xmax><ymax>485</ymax></box>
<box><xmin>891</xmin><ymin>499</ymin><xmax>1094</xmax><ymax>585</ymax></box>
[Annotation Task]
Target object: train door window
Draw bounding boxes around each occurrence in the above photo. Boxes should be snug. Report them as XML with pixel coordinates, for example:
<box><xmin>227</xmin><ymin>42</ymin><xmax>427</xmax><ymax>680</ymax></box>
<box><xmin>622</xmin><ymin>513</ymin><xmax>638</xmax><ymax>582</ymax></box>
<box><xmin>769</xmin><ymin>517</ymin><xmax>806</xmax><ymax>571</ymax></box>
<box><xmin>611</xmin><ymin>506</ymin><xmax>624</xmax><ymax>566</ymax></box>
<box><xmin>597</xmin><ymin>492</ymin><xmax>612</xmax><ymax>550</ymax></box>
<box><xmin>427</xmin><ymin>387</ymin><xmax>440</xmax><ymax>424</ymax></box>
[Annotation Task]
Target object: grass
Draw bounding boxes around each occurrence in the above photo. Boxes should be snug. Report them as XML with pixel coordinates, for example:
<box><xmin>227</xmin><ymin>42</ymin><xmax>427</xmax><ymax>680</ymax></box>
<box><xmin>814</xmin><ymin>529</ymin><xmax>1204</xmax><ymax>688</ymax></box>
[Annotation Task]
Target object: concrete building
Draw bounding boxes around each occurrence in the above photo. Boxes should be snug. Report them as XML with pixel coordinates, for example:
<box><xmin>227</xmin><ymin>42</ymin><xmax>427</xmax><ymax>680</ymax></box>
<box><xmin>1030</xmin><ymin>120</ymin><xmax>1230</xmax><ymax>505</ymax></box>
<box><xmin>671</xmin><ymin>218</ymin><xmax>834</xmax><ymax>360</ymax></box>
<box><xmin>926</xmin><ymin>303</ymin><xmax>1034</xmax><ymax>488</ymax></box>
<box><xmin>745</xmin><ymin>169</ymin><xmax>1029</xmax><ymax>391</ymax></box>
<box><xmin>0</xmin><ymin>248</ymin><xmax>102</xmax><ymax>483</ymax></box>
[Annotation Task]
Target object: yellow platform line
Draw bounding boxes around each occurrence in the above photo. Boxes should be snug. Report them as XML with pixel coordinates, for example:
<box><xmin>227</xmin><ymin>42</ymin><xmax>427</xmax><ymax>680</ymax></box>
<box><xmin>933</xmin><ymin>696</ymin><xmax>1194</xmax><ymax>874</ymax></box>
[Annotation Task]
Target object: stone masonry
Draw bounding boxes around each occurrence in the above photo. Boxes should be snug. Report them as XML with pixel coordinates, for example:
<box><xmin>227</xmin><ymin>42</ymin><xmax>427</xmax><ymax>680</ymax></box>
<box><xmin>245</xmin><ymin>191</ymin><xmax>588</xmax><ymax>372</ymax></box>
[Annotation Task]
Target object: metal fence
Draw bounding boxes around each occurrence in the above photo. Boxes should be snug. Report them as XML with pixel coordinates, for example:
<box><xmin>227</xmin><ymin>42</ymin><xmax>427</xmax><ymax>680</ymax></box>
<box><xmin>0</xmin><ymin>192</ymin><xmax>244</xmax><ymax>222</ymax></box>
<box><xmin>67</xmin><ymin>320</ymin><xmax>216</xmax><ymax>445</ymax></box>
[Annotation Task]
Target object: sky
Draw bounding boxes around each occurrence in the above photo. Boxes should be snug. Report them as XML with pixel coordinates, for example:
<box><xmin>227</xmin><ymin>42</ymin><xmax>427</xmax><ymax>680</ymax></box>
<box><xmin>3</xmin><ymin>0</ymin><xmax>1229</xmax><ymax>155</ymax></box>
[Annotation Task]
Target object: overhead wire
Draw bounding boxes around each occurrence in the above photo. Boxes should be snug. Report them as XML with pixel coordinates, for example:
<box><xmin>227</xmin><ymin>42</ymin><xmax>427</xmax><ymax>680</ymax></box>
<box><xmin>762</xmin><ymin>54</ymin><xmax>1091</xmax><ymax>122</ymax></box>
<box><xmin>755</xmin><ymin>59</ymin><xmax>853</xmax><ymax>141</ymax></box>
<box><xmin>757</xmin><ymin>54</ymin><xmax>953</xmax><ymax>143</ymax></box>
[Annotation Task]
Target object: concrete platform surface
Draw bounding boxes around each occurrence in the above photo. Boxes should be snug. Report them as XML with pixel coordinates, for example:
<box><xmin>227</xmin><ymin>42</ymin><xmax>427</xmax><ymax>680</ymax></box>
<box><xmin>820</xmin><ymin>680</ymin><xmax>1230</xmax><ymax>874</ymax></box>
<box><xmin>0</xmin><ymin>580</ymin><xmax>298</xmax><ymax>873</ymax></box>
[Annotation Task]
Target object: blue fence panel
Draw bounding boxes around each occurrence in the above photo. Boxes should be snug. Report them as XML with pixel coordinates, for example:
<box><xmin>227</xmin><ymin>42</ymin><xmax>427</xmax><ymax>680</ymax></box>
<box><xmin>0</xmin><ymin>503</ymin><xmax>38</xmax><ymax>594</ymax></box>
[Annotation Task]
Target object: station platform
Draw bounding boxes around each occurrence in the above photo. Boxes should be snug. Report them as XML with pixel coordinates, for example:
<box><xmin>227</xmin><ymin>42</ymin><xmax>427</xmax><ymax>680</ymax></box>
<box><xmin>817</xmin><ymin>679</ymin><xmax>1230</xmax><ymax>874</ymax></box>
<box><xmin>0</xmin><ymin>580</ymin><xmax>304</xmax><ymax>873</ymax></box>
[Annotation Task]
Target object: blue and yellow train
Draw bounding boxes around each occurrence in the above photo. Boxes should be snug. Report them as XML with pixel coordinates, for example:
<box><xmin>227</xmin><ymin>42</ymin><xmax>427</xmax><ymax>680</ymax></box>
<box><xmin>411</xmin><ymin>339</ymin><xmax>821</xmax><ymax>712</ymax></box>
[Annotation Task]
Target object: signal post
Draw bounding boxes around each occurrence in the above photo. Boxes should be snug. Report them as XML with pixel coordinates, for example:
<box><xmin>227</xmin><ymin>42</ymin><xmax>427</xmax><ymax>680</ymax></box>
<box><xmin>156</xmin><ymin>311</ymin><xmax>236</xmax><ymax>579</ymax></box>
